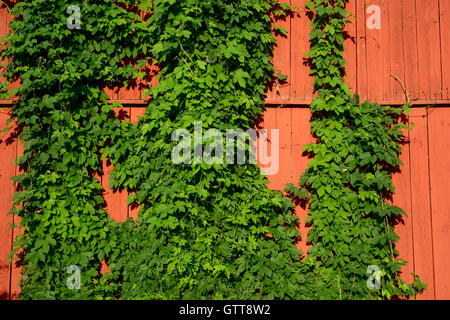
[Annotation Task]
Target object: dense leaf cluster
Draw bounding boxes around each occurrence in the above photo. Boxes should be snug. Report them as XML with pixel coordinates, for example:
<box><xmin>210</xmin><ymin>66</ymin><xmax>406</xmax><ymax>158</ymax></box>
<box><xmin>1</xmin><ymin>0</ymin><xmax>315</xmax><ymax>299</ymax></box>
<box><xmin>0</xmin><ymin>0</ymin><xmax>153</xmax><ymax>299</ymax></box>
<box><xmin>1</xmin><ymin>0</ymin><xmax>425</xmax><ymax>300</ymax></box>
<box><xmin>105</xmin><ymin>0</ymin><xmax>313</xmax><ymax>300</ymax></box>
<box><xmin>284</xmin><ymin>0</ymin><xmax>425</xmax><ymax>299</ymax></box>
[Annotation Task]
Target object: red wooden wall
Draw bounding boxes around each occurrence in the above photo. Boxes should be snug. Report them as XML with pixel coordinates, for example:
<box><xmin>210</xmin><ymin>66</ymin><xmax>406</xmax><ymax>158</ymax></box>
<box><xmin>1</xmin><ymin>0</ymin><xmax>450</xmax><ymax>299</ymax></box>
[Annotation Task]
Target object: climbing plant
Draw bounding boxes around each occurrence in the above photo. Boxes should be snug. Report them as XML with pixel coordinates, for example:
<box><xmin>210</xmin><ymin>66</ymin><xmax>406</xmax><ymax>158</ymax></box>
<box><xmin>104</xmin><ymin>0</ymin><xmax>313</xmax><ymax>300</ymax></box>
<box><xmin>0</xmin><ymin>0</ymin><xmax>425</xmax><ymax>300</ymax></box>
<box><xmin>285</xmin><ymin>0</ymin><xmax>425</xmax><ymax>299</ymax></box>
<box><xmin>1</xmin><ymin>0</ymin><xmax>315</xmax><ymax>300</ymax></box>
<box><xmin>0</xmin><ymin>0</ymin><xmax>153</xmax><ymax>299</ymax></box>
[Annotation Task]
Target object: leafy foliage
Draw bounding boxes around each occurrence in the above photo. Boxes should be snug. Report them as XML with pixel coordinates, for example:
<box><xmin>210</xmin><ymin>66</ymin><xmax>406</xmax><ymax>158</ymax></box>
<box><xmin>1</xmin><ymin>0</ymin><xmax>314</xmax><ymax>299</ymax></box>
<box><xmin>0</xmin><ymin>0</ymin><xmax>153</xmax><ymax>299</ymax></box>
<box><xmin>105</xmin><ymin>0</ymin><xmax>313</xmax><ymax>300</ymax></box>
<box><xmin>0</xmin><ymin>0</ymin><xmax>425</xmax><ymax>300</ymax></box>
<box><xmin>284</xmin><ymin>0</ymin><xmax>426</xmax><ymax>299</ymax></box>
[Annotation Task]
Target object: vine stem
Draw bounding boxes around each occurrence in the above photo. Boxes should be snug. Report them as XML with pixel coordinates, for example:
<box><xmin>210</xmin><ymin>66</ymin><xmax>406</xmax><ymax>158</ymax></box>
<box><xmin>387</xmin><ymin>74</ymin><xmax>411</xmax><ymax>107</ymax></box>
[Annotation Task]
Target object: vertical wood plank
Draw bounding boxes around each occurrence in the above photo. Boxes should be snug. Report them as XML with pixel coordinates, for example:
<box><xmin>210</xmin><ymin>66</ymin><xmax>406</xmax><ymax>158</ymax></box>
<box><xmin>365</xmin><ymin>0</ymin><xmax>391</xmax><ymax>102</ymax></box>
<box><xmin>388</xmin><ymin>0</ymin><xmax>406</xmax><ymax>102</ymax></box>
<box><xmin>409</xmin><ymin>108</ymin><xmax>435</xmax><ymax>299</ymax></box>
<box><xmin>291</xmin><ymin>108</ymin><xmax>311</xmax><ymax>254</ymax></box>
<box><xmin>260</xmin><ymin>108</ymin><xmax>277</xmax><ymax>190</ymax></box>
<box><xmin>128</xmin><ymin>106</ymin><xmax>146</xmax><ymax>220</ymax></box>
<box><xmin>102</xmin><ymin>161</ymin><xmax>129</xmax><ymax>223</ymax></box>
<box><xmin>102</xmin><ymin>108</ymin><xmax>130</xmax><ymax>222</ymax></box>
<box><xmin>290</xmin><ymin>0</ymin><xmax>313</xmax><ymax>102</ymax></box>
<box><xmin>266</xmin><ymin>0</ymin><xmax>291</xmax><ymax>102</ymax></box>
<box><xmin>276</xmin><ymin>108</ymin><xmax>293</xmax><ymax>188</ymax></box>
<box><xmin>356</xmin><ymin>0</ymin><xmax>369</xmax><ymax>101</ymax></box>
<box><xmin>401</xmin><ymin>0</ymin><xmax>420</xmax><ymax>102</ymax></box>
<box><xmin>428</xmin><ymin>107</ymin><xmax>450</xmax><ymax>300</ymax></box>
<box><xmin>116</xmin><ymin>80</ymin><xmax>141</xmax><ymax>101</ymax></box>
<box><xmin>416</xmin><ymin>0</ymin><xmax>442</xmax><ymax>101</ymax></box>
<box><xmin>10</xmin><ymin>138</ymin><xmax>22</xmax><ymax>300</ymax></box>
<box><xmin>0</xmin><ymin>110</ymin><xmax>16</xmax><ymax>300</ymax></box>
<box><xmin>440</xmin><ymin>0</ymin><xmax>450</xmax><ymax>100</ymax></box>
<box><xmin>392</xmin><ymin>125</ymin><xmax>415</xmax><ymax>285</ymax></box>
<box><xmin>344</xmin><ymin>0</ymin><xmax>357</xmax><ymax>93</ymax></box>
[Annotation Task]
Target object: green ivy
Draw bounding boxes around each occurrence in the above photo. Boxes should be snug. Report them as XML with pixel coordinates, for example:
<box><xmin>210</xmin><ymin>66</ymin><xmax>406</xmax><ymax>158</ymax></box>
<box><xmin>105</xmin><ymin>0</ymin><xmax>313</xmax><ymax>300</ymax></box>
<box><xmin>0</xmin><ymin>0</ymin><xmax>153</xmax><ymax>299</ymax></box>
<box><xmin>285</xmin><ymin>0</ymin><xmax>426</xmax><ymax>299</ymax></box>
<box><xmin>1</xmin><ymin>0</ymin><xmax>316</xmax><ymax>300</ymax></box>
<box><xmin>1</xmin><ymin>0</ymin><xmax>426</xmax><ymax>300</ymax></box>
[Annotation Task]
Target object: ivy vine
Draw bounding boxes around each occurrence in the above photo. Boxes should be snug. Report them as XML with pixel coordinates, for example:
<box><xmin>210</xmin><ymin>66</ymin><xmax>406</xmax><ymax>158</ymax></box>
<box><xmin>0</xmin><ymin>0</ymin><xmax>153</xmax><ymax>299</ymax></box>
<box><xmin>104</xmin><ymin>0</ymin><xmax>312</xmax><ymax>300</ymax></box>
<box><xmin>285</xmin><ymin>0</ymin><xmax>426</xmax><ymax>299</ymax></box>
<box><xmin>0</xmin><ymin>0</ymin><xmax>426</xmax><ymax>300</ymax></box>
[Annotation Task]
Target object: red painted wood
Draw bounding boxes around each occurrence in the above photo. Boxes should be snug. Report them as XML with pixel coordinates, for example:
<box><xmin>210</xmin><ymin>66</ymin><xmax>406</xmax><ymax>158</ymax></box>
<box><xmin>343</xmin><ymin>0</ymin><xmax>357</xmax><ymax>93</ymax></box>
<box><xmin>0</xmin><ymin>109</ymin><xmax>16</xmax><ymax>300</ymax></box>
<box><xmin>10</xmin><ymin>139</ymin><xmax>22</xmax><ymax>300</ymax></box>
<box><xmin>416</xmin><ymin>0</ymin><xmax>442</xmax><ymax>101</ymax></box>
<box><xmin>440</xmin><ymin>0</ymin><xmax>450</xmax><ymax>100</ymax></box>
<box><xmin>290</xmin><ymin>0</ymin><xmax>314</xmax><ymax>102</ymax></box>
<box><xmin>408</xmin><ymin>108</ymin><xmax>435</xmax><ymax>299</ymax></box>
<box><xmin>401</xmin><ymin>0</ymin><xmax>421</xmax><ymax>102</ymax></box>
<box><xmin>387</xmin><ymin>0</ymin><xmax>406</xmax><ymax>101</ymax></box>
<box><xmin>291</xmin><ymin>108</ymin><xmax>311</xmax><ymax>254</ymax></box>
<box><xmin>392</xmin><ymin>125</ymin><xmax>415</xmax><ymax>285</ymax></box>
<box><xmin>428</xmin><ymin>107</ymin><xmax>450</xmax><ymax>300</ymax></box>
<box><xmin>276</xmin><ymin>108</ymin><xmax>293</xmax><ymax>187</ymax></box>
<box><xmin>128</xmin><ymin>107</ymin><xmax>146</xmax><ymax>220</ymax></box>
<box><xmin>356</xmin><ymin>0</ymin><xmax>368</xmax><ymax>101</ymax></box>
<box><xmin>364</xmin><ymin>0</ymin><xmax>390</xmax><ymax>102</ymax></box>
<box><xmin>102</xmin><ymin>108</ymin><xmax>131</xmax><ymax>223</ymax></box>
<box><xmin>266</xmin><ymin>0</ymin><xmax>291</xmax><ymax>102</ymax></box>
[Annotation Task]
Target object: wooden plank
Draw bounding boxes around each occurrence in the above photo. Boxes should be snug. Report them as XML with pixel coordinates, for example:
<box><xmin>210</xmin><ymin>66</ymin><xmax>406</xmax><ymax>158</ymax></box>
<box><xmin>392</xmin><ymin>125</ymin><xmax>415</xmax><ymax>286</ymax></box>
<box><xmin>102</xmin><ymin>160</ymin><xmax>128</xmax><ymax>223</ymax></box>
<box><xmin>428</xmin><ymin>107</ymin><xmax>450</xmax><ymax>300</ymax></box>
<box><xmin>387</xmin><ymin>0</ymin><xmax>406</xmax><ymax>102</ymax></box>
<box><xmin>266</xmin><ymin>0</ymin><xmax>291</xmax><ymax>102</ymax></box>
<box><xmin>101</xmin><ymin>108</ymin><xmax>130</xmax><ymax>223</ymax></box>
<box><xmin>10</xmin><ymin>138</ymin><xmax>22</xmax><ymax>300</ymax></box>
<box><xmin>343</xmin><ymin>0</ymin><xmax>357</xmax><ymax>93</ymax></box>
<box><xmin>401</xmin><ymin>0</ymin><xmax>420</xmax><ymax>102</ymax></box>
<box><xmin>416</xmin><ymin>0</ymin><xmax>442</xmax><ymax>101</ymax></box>
<box><xmin>128</xmin><ymin>107</ymin><xmax>145</xmax><ymax>220</ymax></box>
<box><xmin>290</xmin><ymin>0</ymin><xmax>313</xmax><ymax>102</ymax></box>
<box><xmin>103</xmin><ymin>87</ymin><xmax>117</xmax><ymax>102</ymax></box>
<box><xmin>116</xmin><ymin>80</ymin><xmax>141</xmax><ymax>101</ymax></box>
<box><xmin>440</xmin><ymin>0</ymin><xmax>450</xmax><ymax>100</ymax></box>
<box><xmin>276</xmin><ymin>108</ymin><xmax>293</xmax><ymax>187</ymax></box>
<box><xmin>128</xmin><ymin>107</ymin><xmax>146</xmax><ymax>220</ymax></box>
<box><xmin>259</xmin><ymin>108</ymin><xmax>277</xmax><ymax>190</ymax></box>
<box><xmin>364</xmin><ymin>0</ymin><xmax>391</xmax><ymax>102</ymax></box>
<box><xmin>408</xmin><ymin>108</ymin><xmax>435</xmax><ymax>299</ymax></box>
<box><xmin>291</xmin><ymin>108</ymin><xmax>311</xmax><ymax>255</ymax></box>
<box><xmin>0</xmin><ymin>110</ymin><xmax>16</xmax><ymax>300</ymax></box>
<box><xmin>356</xmin><ymin>0</ymin><xmax>369</xmax><ymax>101</ymax></box>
